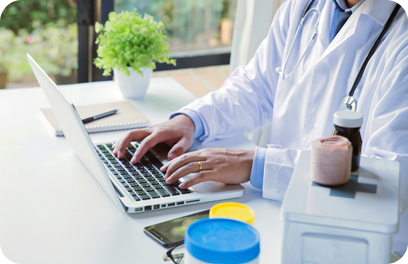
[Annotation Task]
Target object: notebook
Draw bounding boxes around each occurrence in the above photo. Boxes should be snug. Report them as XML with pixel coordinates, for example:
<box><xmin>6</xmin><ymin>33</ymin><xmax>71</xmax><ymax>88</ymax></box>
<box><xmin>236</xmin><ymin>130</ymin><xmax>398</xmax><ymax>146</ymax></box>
<box><xmin>40</xmin><ymin>101</ymin><xmax>150</xmax><ymax>136</ymax></box>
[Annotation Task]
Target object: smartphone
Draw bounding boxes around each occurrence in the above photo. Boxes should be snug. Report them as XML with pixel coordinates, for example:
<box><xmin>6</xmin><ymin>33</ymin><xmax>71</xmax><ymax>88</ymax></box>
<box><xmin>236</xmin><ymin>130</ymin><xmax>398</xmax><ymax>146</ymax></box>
<box><xmin>144</xmin><ymin>209</ymin><xmax>210</xmax><ymax>248</ymax></box>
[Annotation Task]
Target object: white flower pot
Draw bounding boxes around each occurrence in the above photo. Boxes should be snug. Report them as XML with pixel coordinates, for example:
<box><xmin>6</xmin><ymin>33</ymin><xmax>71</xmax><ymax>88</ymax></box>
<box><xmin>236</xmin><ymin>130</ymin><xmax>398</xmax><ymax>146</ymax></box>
<box><xmin>114</xmin><ymin>67</ymin><xmax>152</xmax><ymax>99</ymax></box>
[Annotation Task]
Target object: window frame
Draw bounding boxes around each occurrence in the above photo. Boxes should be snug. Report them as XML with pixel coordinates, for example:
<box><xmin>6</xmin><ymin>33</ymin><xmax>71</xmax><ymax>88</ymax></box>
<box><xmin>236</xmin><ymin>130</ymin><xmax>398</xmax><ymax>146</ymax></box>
<box><xmin>77</xmin><ymin>0</ymin><xmax>231</xmax><ymax>83</ymax></box>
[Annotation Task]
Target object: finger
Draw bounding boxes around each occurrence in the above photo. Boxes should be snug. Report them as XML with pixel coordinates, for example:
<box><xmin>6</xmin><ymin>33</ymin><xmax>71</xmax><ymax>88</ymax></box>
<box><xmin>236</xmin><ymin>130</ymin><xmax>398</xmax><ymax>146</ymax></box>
<box><xmin>114</xmin><ymin>129</ymin><xmax>150</xmax><ymax>159</ymax></box>
<box><xmin>165</xmin><ymin>153</ymin><xmax>204</xmax><ymax>178</ymax></box>
<box><xmin>179</xmin><ymin>171</ymin><xmax>214</xmax><ymax>189</ymax></box>
<box><xmin>168</xmin><ymin>137</ymin><xmax>191</xmax><ymax>161</ymax></box>
<box><xmin>165</xmin><ymin>161</ymin><xmax>209</xmax><ymax>184</ymax></box>
<box><xmin>131</xmin><ymin>132</ymin><xmax>164</xmax><ymax>163</ymax></box>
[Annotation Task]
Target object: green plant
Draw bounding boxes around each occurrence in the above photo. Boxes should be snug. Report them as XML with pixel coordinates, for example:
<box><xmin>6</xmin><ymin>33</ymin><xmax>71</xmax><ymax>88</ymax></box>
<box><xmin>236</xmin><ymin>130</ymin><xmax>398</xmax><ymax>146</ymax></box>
<box><xmin>0</xmin><ymin>0</ymin><xmax>76</xmax><ymax>34</ymax></box>
<box><xmin>0</xmin><ymin>23</ymin><xmax>78</xmax><ymax>82</ymax></box>
<box><xmin>94</xmin><ymin>9</ymin><xmax>176</xmax><ymax>76</ymax></box>
<box><xmin>29</xmin><ymin>22</ymin><xmax>78</xmax><ymax>77</ymax></box>
<box><xmin>0</xmin><ymin>28</ymin><xmax>16</xmax><ymax>72</ymax></box>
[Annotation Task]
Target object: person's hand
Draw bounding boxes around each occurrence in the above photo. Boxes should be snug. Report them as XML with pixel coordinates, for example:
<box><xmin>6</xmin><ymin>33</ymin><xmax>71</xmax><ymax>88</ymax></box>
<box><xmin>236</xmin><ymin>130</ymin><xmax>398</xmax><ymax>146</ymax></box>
<box><xmin>112</xmin><ymin>114</ymin><xmax>195</xmax><ymax>163</ymax></box>
<box><xmin>162</xmin><ymin>148</ymin><xmax>255</xmax><ymax>189</ymax></box>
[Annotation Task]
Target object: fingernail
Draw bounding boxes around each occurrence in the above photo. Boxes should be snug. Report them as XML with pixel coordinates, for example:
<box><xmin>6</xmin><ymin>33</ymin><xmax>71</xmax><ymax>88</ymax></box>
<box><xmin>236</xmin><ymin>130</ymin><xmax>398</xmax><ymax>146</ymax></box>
<box><xmin>168</xmin><ymin>153</ymin><xmax>176</xmax><ymax>160</ymax></box>
<box><xmin>179</xmin><ymin>183</ymin><xmax>186</xmax><ymax>189</ymax></box>
<box><xmin>166</xmin><ymin>178</ymin><xmax>171</xmax><ymax>184</ymax></box>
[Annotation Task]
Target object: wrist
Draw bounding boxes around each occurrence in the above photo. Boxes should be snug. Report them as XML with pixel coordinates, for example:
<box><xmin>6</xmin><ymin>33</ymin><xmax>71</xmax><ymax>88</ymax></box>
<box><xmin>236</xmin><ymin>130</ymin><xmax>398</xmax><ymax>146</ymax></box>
<box><xmin>173</xmin><ymin>114</ymin><xmax>195</xmax><ymax>133</ymax></box>
<box><xmin>241</xmin><ymin>150</ymin><xmax>255</xmax><ymax>181</ymax></box>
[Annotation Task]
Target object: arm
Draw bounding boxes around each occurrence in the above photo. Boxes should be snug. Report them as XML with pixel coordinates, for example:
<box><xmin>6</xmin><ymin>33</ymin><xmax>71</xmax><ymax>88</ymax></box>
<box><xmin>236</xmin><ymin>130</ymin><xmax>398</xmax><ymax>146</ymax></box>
<box><xmin>177</xmin><ymin>1</ymin><xmax>292</xmax><ymax>143</ymax></box>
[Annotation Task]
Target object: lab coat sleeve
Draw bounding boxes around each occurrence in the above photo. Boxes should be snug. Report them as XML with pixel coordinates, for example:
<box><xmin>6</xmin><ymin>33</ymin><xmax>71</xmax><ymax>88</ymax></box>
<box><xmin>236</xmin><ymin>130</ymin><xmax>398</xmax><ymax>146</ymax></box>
<box><xmin>170</xmin><ymin>110</ymin><xmax>205</xmax><ymax>139</ymax></box>
<box><xmin>175</xmin><ymin>1</ymin><xmax>292</xmax><ymax>143</ymax></box>
<box><xmin>262</xmin><ymin>145</ymin><xmax>302</xmax><ymax>201</ymax></box>
<box><xmin>363</xmin><ymin>50</ymin><xmax>408</xmax><ymax>216</ymax></box>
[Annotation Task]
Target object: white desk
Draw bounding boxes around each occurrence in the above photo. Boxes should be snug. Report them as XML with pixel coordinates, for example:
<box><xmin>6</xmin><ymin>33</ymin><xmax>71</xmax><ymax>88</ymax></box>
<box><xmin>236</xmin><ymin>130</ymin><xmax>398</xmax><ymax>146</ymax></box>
<box><xmin>0</xmin><ymin>78</ymin><xmax>283</xmax><ymax>264</ymax></box>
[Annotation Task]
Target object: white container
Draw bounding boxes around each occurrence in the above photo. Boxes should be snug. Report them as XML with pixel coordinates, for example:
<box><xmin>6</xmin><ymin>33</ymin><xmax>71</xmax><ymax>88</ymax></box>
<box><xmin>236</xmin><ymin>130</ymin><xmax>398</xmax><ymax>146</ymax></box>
<box><xmin>184</xmin><ymin>218</ymin><xmax>260</xmax><ymax>264</ymax></box>
<box><xmin>114</xmin><ymin>67</ymin><xmax>152</xmax><ymax>99</ymax></box>
<box><xmin>280</xmin><ymin>151</ymin><xmax>400</xmax><ymax>264</ymax></box>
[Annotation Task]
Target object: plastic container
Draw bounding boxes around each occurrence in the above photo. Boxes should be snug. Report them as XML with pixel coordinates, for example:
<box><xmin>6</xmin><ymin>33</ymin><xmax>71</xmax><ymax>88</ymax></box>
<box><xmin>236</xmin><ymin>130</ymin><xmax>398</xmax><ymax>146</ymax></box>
<box><xmin>184</xmin><ymin>218</ymin><xmax>260</xmax><ymax>264</ymax></box>
<box><xmin>332</xmin><ymin>110</ymin><xmax>363</xmax><ymax>172</ymax></box>
<box><xmin>310</xmin><ymin>136</ymin><xmax>352</xmax><ymax>185</ymax></box>
<box><xmin>209</xmin><ymin>202</ymin><xmax>255</xmax><ymax>225</ymax></box>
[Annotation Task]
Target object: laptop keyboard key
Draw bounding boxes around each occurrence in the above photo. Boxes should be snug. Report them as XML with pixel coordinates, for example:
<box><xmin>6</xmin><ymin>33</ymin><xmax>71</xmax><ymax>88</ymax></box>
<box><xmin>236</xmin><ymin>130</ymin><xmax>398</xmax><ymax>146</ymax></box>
<box><xmin>176</xmin><ymin>187</ymin><xmax>191</xmax><ymax>194</ymax></box>
<box><xmin>147</xmin><ymin>191</ymin><xmax>160</xmax><ymax>199</ymax></box>
<box><xmin>157</xmin><ymin>188</ymin><xmax>170</xmax><ymax>197</ymax></box>
<box><xmin>152</xmin><ymin>184</ymin><xmax>162</xmax><ymax>189</ymax></box>
<box><xmin>144</xmin><ymin>187</ymin><xmax>154</xmax><ymax>192</ymax></box>
<box><xmin>145</xmin><ymin>176</ymin><xmax>154</xmax><ymax>181</ymax></box>
<box><xmin>136</xmin><ymin>190</ymin><xmax>146</xmax><ymax>195</ymax></box>
<box><xmin>146</xmin><ymin>153</ymin><xmax>164</xmax><ymax>170</ymax></box>
<box><xmin>140</xmin><ymin>183</ymin><xmax>150</xmax><ymax>188</ymax></box>
<box><xmin>139</xmin><ymin>194</ymin><xmax>150</xmax><ymax>200</ymax></box>
<box><xmin>133</xmin><ymin>195</ymin><xmax>141</xmax><ymax>201</ymax></box>
<box><xmin>149</xmin><ymin>179</ymin><xmax>159</xmax><ymax>185</ymax></box>
<box><xmin>164</xmin><ymin>185</ymin><xmax>179</xmax><ymax>196</ymax></box>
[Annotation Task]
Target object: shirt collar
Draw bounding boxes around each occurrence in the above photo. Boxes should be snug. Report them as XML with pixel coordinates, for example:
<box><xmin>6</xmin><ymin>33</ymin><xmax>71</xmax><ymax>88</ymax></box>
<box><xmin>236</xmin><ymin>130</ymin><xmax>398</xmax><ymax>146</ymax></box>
<box><xmin>333</xmin><ymin>0</ymin><xmax>366</xmax><ymax>13</ymax></box>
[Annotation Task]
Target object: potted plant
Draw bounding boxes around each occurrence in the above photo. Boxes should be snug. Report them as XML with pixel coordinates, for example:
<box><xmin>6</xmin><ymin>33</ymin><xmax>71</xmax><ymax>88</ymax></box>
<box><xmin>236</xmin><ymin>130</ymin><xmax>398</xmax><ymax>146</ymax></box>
<box><xmin>94</xmin><ymin>10</ymin><xmax>176</xmax><ymax>99</ymax></box>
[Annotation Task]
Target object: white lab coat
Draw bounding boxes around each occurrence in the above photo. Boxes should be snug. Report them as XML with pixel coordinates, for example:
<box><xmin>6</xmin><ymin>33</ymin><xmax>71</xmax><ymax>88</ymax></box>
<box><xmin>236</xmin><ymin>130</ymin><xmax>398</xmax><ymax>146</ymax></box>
<box><xmin>179</xmin><ymin>0</ymin><xmax>408</xmax><ymax>253</ymax></box>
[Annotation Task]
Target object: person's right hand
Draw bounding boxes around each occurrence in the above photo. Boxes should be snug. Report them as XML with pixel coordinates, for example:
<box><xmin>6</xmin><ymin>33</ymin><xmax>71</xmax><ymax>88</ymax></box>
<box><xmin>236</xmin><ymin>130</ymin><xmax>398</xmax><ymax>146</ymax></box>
<box><xmin>112</xmin><ymin>114</ymin><xmax>195</xmax><ymax>164</ymax></box>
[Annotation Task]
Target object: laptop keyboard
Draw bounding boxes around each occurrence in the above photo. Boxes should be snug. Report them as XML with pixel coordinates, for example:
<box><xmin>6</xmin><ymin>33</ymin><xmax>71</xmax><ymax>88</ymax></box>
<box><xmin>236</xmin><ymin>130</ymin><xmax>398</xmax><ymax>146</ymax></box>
<box><xmin>95</xmin><ymin>142</ymin><xmax>192</xmax><ymax>202</ymax></box>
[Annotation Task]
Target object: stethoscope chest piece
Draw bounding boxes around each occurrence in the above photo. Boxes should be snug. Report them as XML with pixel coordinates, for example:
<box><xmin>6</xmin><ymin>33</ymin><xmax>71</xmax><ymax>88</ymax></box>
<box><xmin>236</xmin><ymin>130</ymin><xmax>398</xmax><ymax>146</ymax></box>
<box><xmin>339</xmin><ymin>96</ymin><xmax>357</xmax><ymax>111</ymax></box>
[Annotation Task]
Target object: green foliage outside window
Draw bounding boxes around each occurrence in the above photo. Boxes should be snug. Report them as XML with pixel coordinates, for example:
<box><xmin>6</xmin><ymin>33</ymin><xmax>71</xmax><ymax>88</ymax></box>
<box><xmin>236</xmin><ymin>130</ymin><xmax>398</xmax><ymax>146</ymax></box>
<box><xmin>0</xmin><ymin>0</ymin><xmax>76</xmax><ymax>33</ymax></box>
<box><xmin>0</xmin><ymin>0</ymin><xmax>77</xmax><ymax>83</ymax></box>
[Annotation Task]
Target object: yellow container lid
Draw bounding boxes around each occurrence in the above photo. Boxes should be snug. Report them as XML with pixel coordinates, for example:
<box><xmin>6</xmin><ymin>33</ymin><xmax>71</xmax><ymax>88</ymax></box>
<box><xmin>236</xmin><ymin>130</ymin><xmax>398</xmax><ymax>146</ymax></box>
<box><xmin>209</xmin><ymin>202</ymin><xmax>255</xmax><ymax>225</ymax></box>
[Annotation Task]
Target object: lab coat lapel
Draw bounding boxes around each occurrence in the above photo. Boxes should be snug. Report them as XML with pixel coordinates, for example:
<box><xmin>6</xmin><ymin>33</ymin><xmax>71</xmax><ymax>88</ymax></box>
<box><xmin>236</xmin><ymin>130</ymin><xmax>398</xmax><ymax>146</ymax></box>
<box><xmin>320</xmin><ymin>1</ymin><xmax>367</xmax><ymax>59</ymax></box>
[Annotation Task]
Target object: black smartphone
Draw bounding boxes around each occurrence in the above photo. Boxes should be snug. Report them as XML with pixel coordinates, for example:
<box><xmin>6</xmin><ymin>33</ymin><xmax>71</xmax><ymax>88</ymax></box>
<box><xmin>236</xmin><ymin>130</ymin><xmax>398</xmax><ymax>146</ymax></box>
<box><xmin>144</xmin><ymin>209</ymin><xmax>210</xmax><ymax>248</ymax></box>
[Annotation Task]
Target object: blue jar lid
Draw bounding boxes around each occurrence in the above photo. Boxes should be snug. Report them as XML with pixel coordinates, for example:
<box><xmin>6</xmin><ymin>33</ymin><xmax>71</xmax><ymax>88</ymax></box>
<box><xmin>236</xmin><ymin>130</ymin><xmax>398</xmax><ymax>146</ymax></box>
<box><xmin>185</xmin><ymin>218</ymin><xmax>260</xmax><ymax>264</ymax></box>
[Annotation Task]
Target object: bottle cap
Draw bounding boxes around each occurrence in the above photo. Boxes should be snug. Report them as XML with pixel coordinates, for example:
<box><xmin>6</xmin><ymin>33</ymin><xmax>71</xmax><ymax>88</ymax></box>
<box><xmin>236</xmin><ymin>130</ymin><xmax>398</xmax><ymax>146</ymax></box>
<box><xmin>333</xmin><ymin>110</ymin><xmax>363</xmax><ymax>128</ymax></box>
<box><xmin>209</xmin><ymin>202</ymin><xmax>255</xmax><ymax>225</ymax></box>
<box><xmin>185</xmin><ymin>218</ymin><xmax>260</xmax><ymax>264</ymax></box>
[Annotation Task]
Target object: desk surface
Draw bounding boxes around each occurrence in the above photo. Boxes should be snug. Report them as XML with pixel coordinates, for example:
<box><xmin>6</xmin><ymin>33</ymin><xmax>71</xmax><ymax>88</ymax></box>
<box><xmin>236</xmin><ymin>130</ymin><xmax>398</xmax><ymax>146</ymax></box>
<box><xmin>0</xmin><ymin>78</ymin><xmax>283</xmax><ymax>264</ymax></box>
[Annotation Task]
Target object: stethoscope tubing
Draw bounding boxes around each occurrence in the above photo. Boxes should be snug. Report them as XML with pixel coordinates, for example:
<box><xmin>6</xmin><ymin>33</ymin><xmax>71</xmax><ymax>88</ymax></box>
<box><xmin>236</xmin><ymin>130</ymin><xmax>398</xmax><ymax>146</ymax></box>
<box><xmin>277</xmin><ymin>9</ymin><xmax>320</xmax><ymax>80</ymax></box>
<box><xmin>276</xmin><ymin>0</ymin><xmax>401</xmax><ymax>112</ymax></box>
<box><xmin>348</xmin><ymin>3</ymin><xmax>401</xmax><ymax>97</ymax></box>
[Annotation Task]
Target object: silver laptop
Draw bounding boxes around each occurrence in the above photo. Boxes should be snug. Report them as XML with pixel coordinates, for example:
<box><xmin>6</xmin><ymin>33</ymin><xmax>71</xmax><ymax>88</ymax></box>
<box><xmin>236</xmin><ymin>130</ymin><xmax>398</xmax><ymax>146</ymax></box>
<box><xmin>27</xmin><ymin>54</ymin><xmax>244</xmax><ymax>213</ymax></box>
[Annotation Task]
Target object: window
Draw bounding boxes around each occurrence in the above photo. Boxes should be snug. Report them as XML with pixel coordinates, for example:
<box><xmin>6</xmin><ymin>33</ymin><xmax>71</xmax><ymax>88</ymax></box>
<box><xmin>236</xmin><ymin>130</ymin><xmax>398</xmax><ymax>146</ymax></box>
<box><xmin>0</xmin><ymin>0</ymin><xmax>77</xmax><ymax>88</ymax></box>
<box><xmin>114</xmin><ymin>0</ymin><xmax>237</xmax><ymax>55</ymax></box>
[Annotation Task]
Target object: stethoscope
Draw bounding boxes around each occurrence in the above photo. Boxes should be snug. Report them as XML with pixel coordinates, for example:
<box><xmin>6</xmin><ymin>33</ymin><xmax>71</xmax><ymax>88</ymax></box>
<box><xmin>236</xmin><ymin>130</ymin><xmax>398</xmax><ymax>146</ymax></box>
<box><xmin>276</xmin><ymin>0</ymin><xmax>320</xmax><ymax>81</ymax></box>
<box><xmin>276</xmin><ymin>0</ymin><xmax>401</xmax><ymax>112</ymax></box>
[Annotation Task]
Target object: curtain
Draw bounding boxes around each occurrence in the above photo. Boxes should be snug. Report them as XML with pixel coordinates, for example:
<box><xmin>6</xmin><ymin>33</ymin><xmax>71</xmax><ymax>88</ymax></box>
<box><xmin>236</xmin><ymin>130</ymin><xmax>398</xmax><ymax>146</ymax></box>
<box><xmin>230</xmin><ymin>0</ymin><xmax>285</xmax><ymax>147</ymax></box>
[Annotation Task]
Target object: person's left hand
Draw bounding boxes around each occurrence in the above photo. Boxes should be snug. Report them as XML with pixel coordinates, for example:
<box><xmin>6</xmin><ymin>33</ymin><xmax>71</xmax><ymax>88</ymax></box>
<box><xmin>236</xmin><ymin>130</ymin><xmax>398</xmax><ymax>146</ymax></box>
<box><xmin>162</xmin><ymin>148</ymin><xmax>255</xmax><ymax>189</ymax></box>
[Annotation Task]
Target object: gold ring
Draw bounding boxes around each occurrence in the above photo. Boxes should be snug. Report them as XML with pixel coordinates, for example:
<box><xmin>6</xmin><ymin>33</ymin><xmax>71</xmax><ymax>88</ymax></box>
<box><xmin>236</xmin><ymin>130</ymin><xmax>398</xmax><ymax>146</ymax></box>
<box><xmin>197</xmin><ymin>161</ymin><xmax>203</xmax><ymax>172</ymax></box>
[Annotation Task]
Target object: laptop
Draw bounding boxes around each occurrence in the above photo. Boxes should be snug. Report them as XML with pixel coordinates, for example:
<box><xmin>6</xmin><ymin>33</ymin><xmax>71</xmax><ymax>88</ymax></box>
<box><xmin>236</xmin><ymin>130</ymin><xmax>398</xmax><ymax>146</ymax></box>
<box><xmin>27</xmin><ymin>54</ymin><xmax>245</xmax><ymax>213</ymax></box>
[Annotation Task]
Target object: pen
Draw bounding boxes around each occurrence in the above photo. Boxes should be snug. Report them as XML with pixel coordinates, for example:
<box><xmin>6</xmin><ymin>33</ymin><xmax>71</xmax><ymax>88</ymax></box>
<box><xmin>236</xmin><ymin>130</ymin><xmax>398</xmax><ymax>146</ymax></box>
<box><xmin>82</xmin><ymin>109</ymin><xmax>118</xmax><ymax>124</ymax></box>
